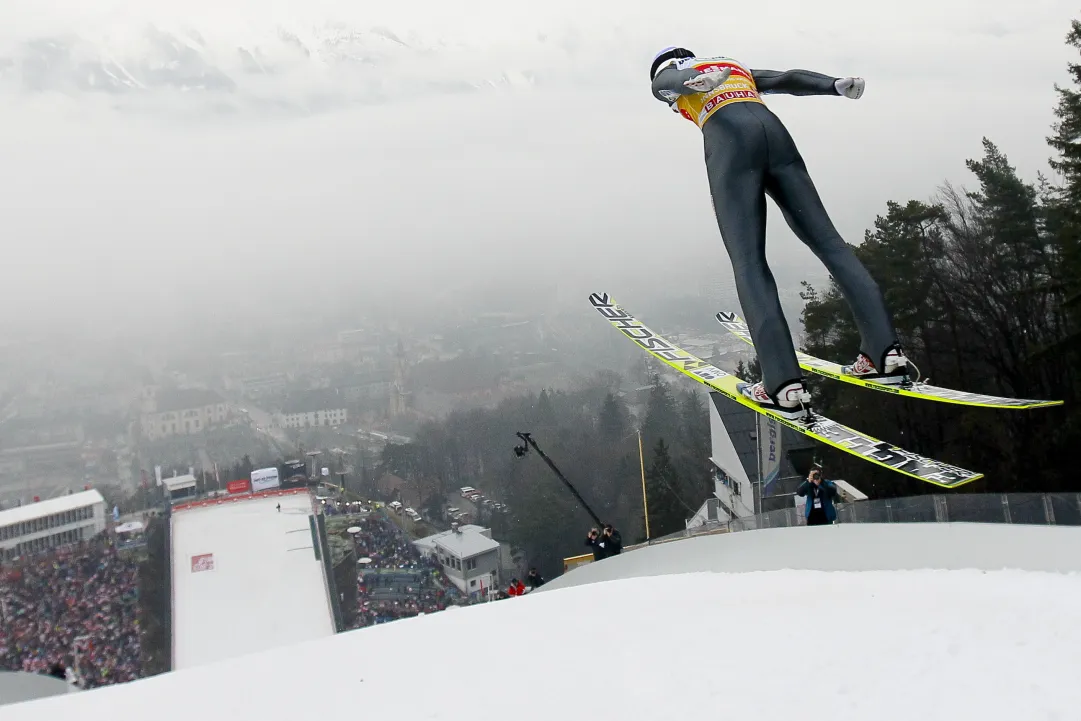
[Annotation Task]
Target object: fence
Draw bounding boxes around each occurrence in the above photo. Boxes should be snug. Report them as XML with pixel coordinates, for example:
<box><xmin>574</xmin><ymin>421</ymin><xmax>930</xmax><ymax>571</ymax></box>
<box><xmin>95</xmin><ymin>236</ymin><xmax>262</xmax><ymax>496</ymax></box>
<box><xmin>630</xmin><ymin>492</ymin><xmax>1081</xmax><ymax>550</ymax></box>
<box><xmin>313</xmin><ymin>510</ymin><xmax>345</xmax><ymax>633</ymax></box>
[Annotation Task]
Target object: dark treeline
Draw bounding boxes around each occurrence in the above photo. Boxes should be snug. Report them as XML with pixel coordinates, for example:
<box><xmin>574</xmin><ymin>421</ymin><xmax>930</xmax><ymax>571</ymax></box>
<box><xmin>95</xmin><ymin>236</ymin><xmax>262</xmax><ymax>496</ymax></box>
<box><xmin>376</xmin><ymin>373</ymin><xmax>710</xmax><ymax>580</ymax></box>
<box><xmin>796</xmin><ymin>19</ymin><xmax>1081</xmax><ymax>495</ymax></box>
<box><xmin>136</xmin><ymin>514</ymin><xmax>171</xmax><ymax>677</ymax></box>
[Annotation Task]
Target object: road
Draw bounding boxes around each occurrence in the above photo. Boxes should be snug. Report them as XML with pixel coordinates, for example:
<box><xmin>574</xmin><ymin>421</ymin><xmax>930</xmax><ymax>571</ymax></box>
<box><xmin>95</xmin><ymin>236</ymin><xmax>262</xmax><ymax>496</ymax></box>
<box><xmin>237</xmin><ymin>403</ymin><xmax>293</xmax><ymax>455</ymax></box>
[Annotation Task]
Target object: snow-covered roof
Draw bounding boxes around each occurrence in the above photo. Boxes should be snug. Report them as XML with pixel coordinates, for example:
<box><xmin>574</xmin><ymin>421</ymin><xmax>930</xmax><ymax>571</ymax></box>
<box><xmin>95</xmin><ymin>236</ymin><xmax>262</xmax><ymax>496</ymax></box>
<box><xmin>414</xmin><ymin>524</ymin><xmax>489</xmax><ymax>554</ymax></box>
<box><xmin>0</xmin><ymin>489</ymin><xmax>105</xmax><ymax>528</ymax></box>
<box><xmin>433</xmin><ymin>528</ymin><xmax>499</xmax><ymax>560</ymax></box>
<box><xmin>163</xmin><ymin>474</ymin><xmax>197</xmax><ymax>491</ymax></box>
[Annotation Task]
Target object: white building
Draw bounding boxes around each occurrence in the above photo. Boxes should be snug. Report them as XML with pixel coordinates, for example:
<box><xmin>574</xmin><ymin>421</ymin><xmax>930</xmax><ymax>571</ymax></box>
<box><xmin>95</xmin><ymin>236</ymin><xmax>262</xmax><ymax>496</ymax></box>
<box><xmin>237</xmin><ymin>372</ymin><xmax>290</xmax><ymax>399</ymax></box>
<box><xmin>162</xmin><ymin>473</ymin><xmax>198</xmax><ymax>502</ymax></box>
<box><xmin>276</xmin><ymin>389</ymin><xmax>349</xmax><ymax>430</ymax></box>
<box><xmin>141</xmin><ymin>388</ymin><xmax>229</xmax><ymax>441</ymax></box>
<box><xmin>0</xmin><ymin>489</ymin><xmax>107</xmax><ymax>561</ymax></box>
<box><xmin>414</xmin><ymin>524</ymin><xmax>501</xmax><ymax>600</ymax></box>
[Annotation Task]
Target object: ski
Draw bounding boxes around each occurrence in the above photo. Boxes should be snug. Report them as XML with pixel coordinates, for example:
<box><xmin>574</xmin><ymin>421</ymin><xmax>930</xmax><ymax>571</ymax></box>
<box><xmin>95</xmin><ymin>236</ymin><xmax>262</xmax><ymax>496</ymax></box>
<box><xmin>589</xmin><ymin>293</ymin><xmax>982</xmax><ymax>489</ymax></box>
<box><xmin>714</xmin><ymin>311</ymin><xmax>1064</xmax><ymax>410</ymax></box>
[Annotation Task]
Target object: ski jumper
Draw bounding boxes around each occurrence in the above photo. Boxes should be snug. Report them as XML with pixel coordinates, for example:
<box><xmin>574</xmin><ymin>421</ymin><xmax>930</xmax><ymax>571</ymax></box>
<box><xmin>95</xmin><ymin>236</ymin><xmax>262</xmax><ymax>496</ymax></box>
<box><xmin>651</xmin><ymin>56</ymin><xmax>899</xmax><ymax>399</ymax></box>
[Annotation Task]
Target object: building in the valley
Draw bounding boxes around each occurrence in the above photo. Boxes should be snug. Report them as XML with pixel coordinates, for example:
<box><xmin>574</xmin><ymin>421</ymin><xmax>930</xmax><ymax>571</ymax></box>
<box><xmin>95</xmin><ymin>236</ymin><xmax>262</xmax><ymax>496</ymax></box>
<box><xmin>414</xmin><ymin>524</ymin><xmax>501</xmax><ymax>600</ymax></box>
<box><xmin>140</xmin><ymin>388</ymin><xmax>229</xmax><ymax>441</ymax></box>
<box><xmin>0</xmin><ymin>418</ymin><xmax>86</xmax><ymax>481</ymax></box>
<box><xmin>336</xmin><ymin>370</ymin><xmax>395</xmax><ymax>404</ymax></box>
<box><xmin>0</xmin><ymin>489</ymin><xmax>107</xmax><ymax>561</ymax></box>
<box><xmin>276</xmin><ymin>389</ymin><xmax>349</xmax><ymax>430</ymax></box>
<box><xmin>389</xmin><ymin>339</ymin><xmax>409</xmax><ymax>418</ymax></box>
<box><xmin>162</xmin><ymin>473</ymin><xmax>198</xmax><ymax>503</ymax></box>
<box><xmin>237</xmin><ymin>372</ymin><xmax>290</xmax><ymax>399</ymax></box>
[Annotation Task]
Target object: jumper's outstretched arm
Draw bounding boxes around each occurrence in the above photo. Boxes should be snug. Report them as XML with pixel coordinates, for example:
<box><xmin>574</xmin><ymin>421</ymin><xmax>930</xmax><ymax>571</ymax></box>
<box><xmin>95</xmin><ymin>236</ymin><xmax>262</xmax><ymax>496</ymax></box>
<box><xmin>651</xmin><ymin>65</ymin><xmax>705</xmax><ymax>104</ymax></box>
<box><xmin>750</xmin><ymin>69</ymin><xmax>841</xmax><ymax>96</ymax></box>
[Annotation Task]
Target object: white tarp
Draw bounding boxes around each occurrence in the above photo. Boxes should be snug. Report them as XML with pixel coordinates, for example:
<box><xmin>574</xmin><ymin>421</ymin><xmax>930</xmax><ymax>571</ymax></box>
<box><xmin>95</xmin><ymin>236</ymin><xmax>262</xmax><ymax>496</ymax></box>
<box><xmin>115</xmin><ymin>521</ymin><xmax>144</xmax><ymax>534</ymax></box>
<box><xmin>707</xmin><ymin>393</ymin><xmax>751</xmax><ymax>488</ymax></box>
<box><xmin>251</xmin><ymin>467</ymin><xmax>280</xmax><ymax>492</ymax></box>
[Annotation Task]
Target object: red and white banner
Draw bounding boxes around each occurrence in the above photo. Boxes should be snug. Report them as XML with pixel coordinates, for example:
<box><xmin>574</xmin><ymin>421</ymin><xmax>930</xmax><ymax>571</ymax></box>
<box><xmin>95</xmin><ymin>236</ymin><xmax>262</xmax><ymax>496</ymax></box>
<box><xmin>226</xmin><ymin>478</ymin><xmax>251</xmax><ymax>494</ymax></box>
<box><xmin>191</xmin><ymin>553</ymin><xmax>215</xmax><ymax>573</ymax></box>
<box><xmin>171</xmin><ymin>486</ymin><xmax>307</xmax><ymax>513</ymax></box>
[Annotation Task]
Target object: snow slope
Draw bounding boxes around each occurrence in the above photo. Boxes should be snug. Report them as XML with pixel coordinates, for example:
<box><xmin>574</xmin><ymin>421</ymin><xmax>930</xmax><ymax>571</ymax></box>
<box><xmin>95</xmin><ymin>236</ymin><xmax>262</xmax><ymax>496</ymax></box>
<box><xmin>171</xmin><ymin>491</ymin><xmax>335</xmax><ymax>669</ymax></box>
<box><xmin>544</xmin><ymin>522</ymin><xmax>1081</xmax><ymax>592</ymax></box>
<box><xmin>7</xmin><ymin>567</ymin><xmax>1081</xmax><ymax>720</ymax></box>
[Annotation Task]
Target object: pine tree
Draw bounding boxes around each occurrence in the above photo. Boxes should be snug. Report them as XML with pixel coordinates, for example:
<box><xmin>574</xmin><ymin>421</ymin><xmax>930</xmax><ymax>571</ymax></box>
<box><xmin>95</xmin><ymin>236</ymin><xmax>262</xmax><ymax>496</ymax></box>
<box><xmin>644</xmin><ymin>439</ymin><xmax>687</xmax><ymax>537</ymax></box>
<box><xmin>747</xmin><ymin>356</ymin><xmax>763</xmax><ymax>383</ymax></box>
<box><xmin>710</xmin><ymin>343</ymin><xmax>722</xmax><ymax>367</ymax></box>
<box><xmin>598</xmin><ymin>392</ymin><xmax>627</xmax><ymax>441</ymax></box>
<box><xmin>537</xmin><ymin>389</ymin><xmax>554</xmax><ymax>422</ymax></box>
<box><xmin>1046</xmin><ymin>19</ymin><xmax>1081</xmax><ymax>354</ymax></box>
<box><xmin>942</xmin><ymin>139</ymin><xmax>1056</xmax><ymax>397</ymax></box>
<box><xmin>678</xmin><ymin>391</ymin><xmax>712</xmax><ymax>497</ymax></box>
<box><xmin>640</xmin><ymin>378</ymin><xmax>680</xmax><ymax>463</ymax></box>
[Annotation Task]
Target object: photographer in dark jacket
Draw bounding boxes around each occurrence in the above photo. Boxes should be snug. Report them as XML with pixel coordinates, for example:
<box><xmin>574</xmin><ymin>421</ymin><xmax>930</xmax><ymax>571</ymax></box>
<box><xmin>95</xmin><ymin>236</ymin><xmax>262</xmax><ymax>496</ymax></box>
<box><xmin>602</xmin><ymin>525</ymin><xmax>622</xmax><ymax>555</ymax></box>
<box><xmin>796</xmin><ymin>468</ymin><xmax>838</xmax><ymax>526</ymax></box>
<box><xmin>586</xmin><ymin>528</ymin><xmax>608</xmax><ymax>560</ymax></box>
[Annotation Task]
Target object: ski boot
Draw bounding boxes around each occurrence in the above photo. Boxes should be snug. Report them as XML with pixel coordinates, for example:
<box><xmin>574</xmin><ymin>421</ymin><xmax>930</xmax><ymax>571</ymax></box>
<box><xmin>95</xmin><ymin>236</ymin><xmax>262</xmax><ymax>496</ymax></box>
<box><xmin>842</xmin><ymin>344</ymin><xmax>912</xmax><ymax>385</ymax></box>
<box><xmin>735</xmin><ymin>379</ymin><xmax>813</xmax><ymax>420</ymax></box>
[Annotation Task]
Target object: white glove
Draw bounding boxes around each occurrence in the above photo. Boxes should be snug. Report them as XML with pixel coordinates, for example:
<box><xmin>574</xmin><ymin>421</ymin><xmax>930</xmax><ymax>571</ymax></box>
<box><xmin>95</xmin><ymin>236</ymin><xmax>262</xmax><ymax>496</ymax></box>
<box><xmin>683</xmin><ymin>67</ymin><xmax>732</xmax><ymax>93</ymax></box>
<box><xmin>834</xmin><ymin>77</ymin><xmax>865</xmax><ymax>99</ymax></box>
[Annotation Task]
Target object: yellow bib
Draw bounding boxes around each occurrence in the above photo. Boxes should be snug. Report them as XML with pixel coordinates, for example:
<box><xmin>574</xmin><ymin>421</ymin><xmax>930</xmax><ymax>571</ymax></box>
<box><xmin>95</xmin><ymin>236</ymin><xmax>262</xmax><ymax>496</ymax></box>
<box><xmin>671</xmin><ymin>57</ymin><xmax>764</xmax><ymax>129</ymax></box>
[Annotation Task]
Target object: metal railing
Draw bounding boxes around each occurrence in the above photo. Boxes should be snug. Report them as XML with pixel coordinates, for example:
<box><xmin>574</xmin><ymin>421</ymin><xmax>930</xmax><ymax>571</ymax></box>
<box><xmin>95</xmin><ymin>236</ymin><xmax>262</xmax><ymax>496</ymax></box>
<box><xmin>629</xmin><ymin>492</ymin><xmax>1081</xmax><ymax>550</ymax></box>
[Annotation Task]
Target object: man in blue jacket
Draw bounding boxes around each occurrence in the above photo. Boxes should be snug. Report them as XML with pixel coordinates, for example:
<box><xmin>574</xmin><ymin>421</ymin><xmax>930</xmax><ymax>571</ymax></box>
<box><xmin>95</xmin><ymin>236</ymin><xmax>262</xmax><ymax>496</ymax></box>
<box><xmin>796</xmin><ymin>469</ymin><xmax>838</xmax><ymax>526</ymax></box>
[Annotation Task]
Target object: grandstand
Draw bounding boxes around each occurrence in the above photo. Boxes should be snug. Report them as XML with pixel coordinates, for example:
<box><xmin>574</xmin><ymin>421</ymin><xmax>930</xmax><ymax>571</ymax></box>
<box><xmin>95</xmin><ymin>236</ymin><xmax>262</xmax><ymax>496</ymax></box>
<box><xmin>0</xmin><ymin>490</ymin><xmax>106</xmax><ymax>561</ymax></box>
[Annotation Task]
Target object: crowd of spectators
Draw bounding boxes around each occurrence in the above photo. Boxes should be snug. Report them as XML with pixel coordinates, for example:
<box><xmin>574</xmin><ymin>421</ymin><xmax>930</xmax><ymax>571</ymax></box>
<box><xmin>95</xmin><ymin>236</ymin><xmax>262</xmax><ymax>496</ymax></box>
<box><xmin>0</xmin><ymin>537</ymin><xmax>141</xmax><ymax>688</ymax></box>
<box><xmin>347</xmin><ymin>514</ymin><xmax>462</xmax><ymax>629</ymax></box>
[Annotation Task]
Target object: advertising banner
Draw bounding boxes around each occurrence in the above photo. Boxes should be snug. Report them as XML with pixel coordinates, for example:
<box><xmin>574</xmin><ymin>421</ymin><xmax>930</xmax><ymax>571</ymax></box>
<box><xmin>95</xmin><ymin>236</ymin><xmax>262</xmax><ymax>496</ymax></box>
<box><xmin>251</xmin><ymin>467</ymin><xmax>280</xmax><ymax>492</ymax></box>
<box><xmin>758</xmin><ymin>414</ymin><xmax>782</xmax><ymax>497</ymax></box>
<box><xmin>226</xmin><ymin>479</ymin><xmax>251</xmax><ymax>494</ymax></box>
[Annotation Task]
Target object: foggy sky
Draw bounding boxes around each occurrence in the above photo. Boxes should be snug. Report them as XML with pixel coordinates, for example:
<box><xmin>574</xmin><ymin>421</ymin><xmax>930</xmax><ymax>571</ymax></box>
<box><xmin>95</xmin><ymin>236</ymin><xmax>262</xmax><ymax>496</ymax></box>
<box><xmin>1</xmin><ymin>0</ymin><xmax>1077</xmax><ymax>337</ymax></box>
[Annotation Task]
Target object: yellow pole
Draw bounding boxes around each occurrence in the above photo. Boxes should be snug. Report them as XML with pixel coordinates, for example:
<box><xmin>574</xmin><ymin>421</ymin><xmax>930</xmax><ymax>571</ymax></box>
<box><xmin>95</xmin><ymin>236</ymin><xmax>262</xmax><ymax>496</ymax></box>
<box><xmin>638</xmin><ymin>430</ymin><xmax>650</xmax><ymax>539</ymax></box>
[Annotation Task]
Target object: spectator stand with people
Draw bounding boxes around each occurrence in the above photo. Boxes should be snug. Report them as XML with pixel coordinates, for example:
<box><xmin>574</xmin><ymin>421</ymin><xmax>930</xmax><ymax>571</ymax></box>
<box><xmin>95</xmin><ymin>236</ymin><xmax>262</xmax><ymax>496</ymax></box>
<box><xmin>344</xmin><ymin>514</ymin><xmax>463</xmax><ymax>629</ymax></box>
<box><xmin>0</xmin><ymin>536</ymin><xmax>141</xmax><ymax>689</ymax></box>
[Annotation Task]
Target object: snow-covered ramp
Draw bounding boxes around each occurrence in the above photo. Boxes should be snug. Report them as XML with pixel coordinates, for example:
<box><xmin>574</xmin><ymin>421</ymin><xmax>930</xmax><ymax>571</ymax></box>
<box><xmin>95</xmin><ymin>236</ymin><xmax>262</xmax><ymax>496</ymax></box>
<box><xmin>170</xmin><ymin>489</ymin><xmax>335</xmax><ymax>670</ymax></box>
<box><xmin>6</xmin><ymin>562</ymin><xmax>1081</xmax><ymax>721</ymax></box>
<box><xmin>541</xmin><ymin>522</ymin><xmax>1081</xmax><ymax>591</ymax></box>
